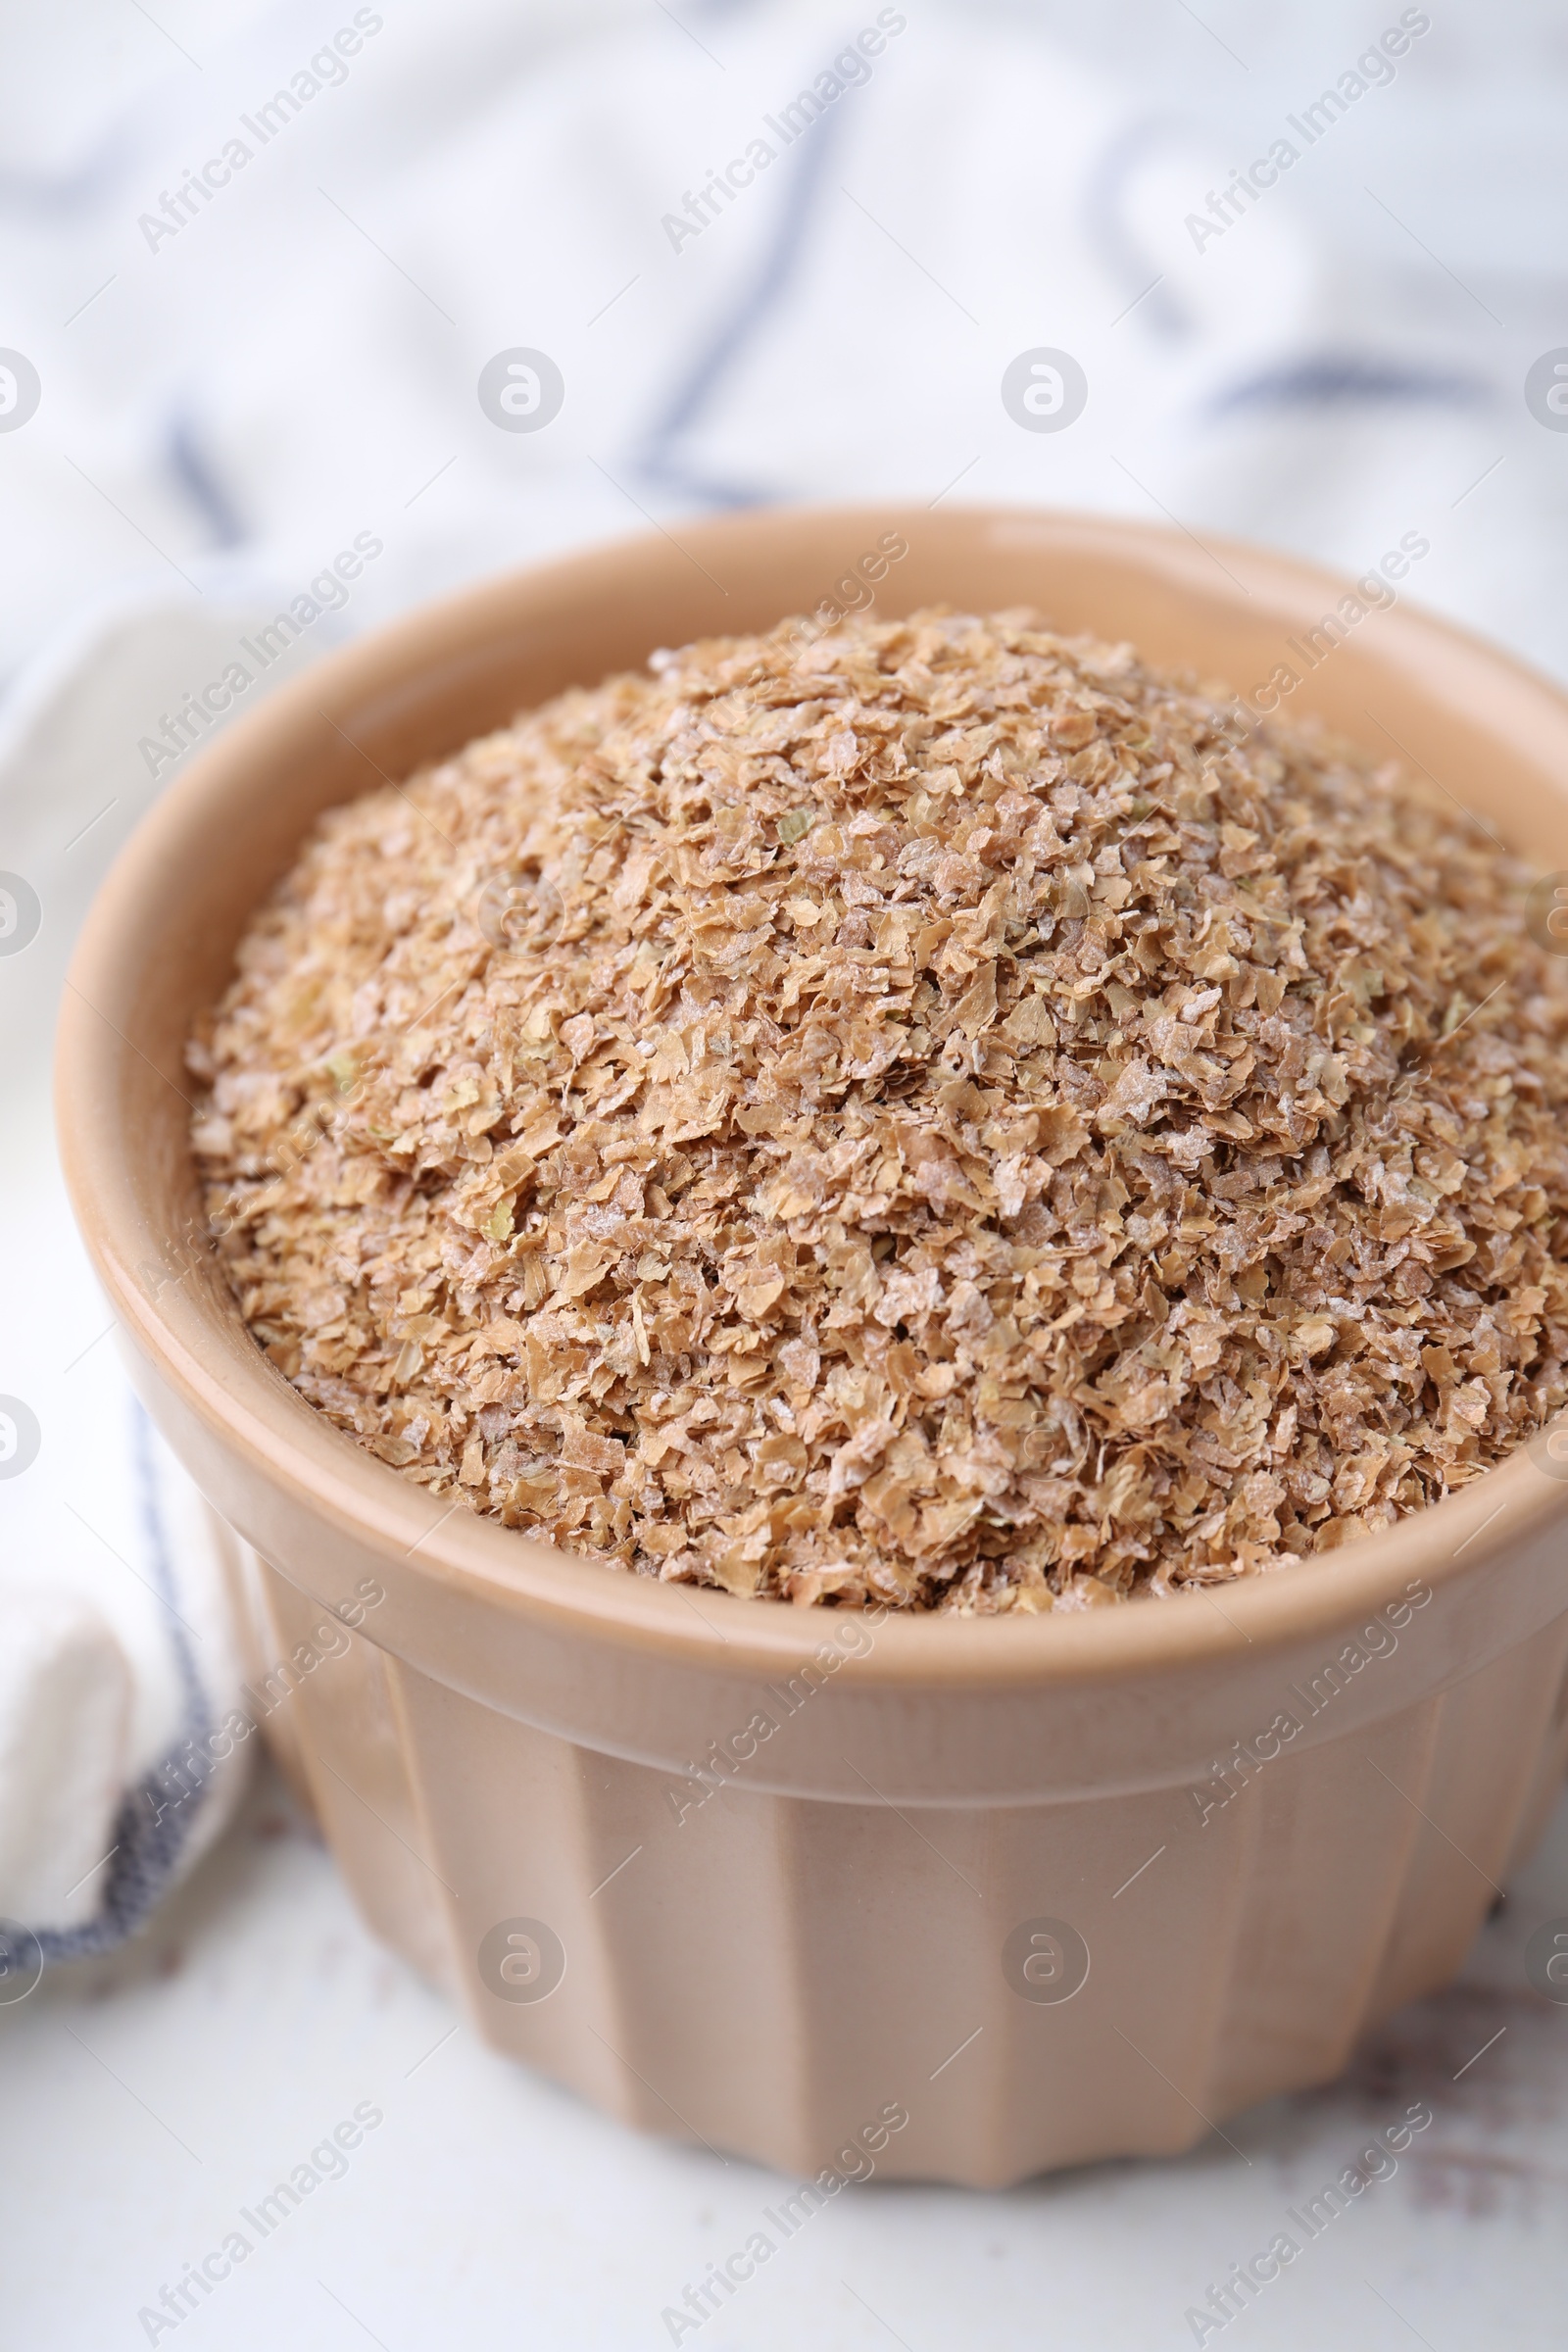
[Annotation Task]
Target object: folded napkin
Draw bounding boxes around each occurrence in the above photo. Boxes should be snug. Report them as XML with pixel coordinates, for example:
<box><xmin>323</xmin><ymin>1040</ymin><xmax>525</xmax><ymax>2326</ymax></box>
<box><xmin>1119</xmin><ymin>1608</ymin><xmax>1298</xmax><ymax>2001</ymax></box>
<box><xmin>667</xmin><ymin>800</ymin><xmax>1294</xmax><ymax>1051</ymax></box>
<box><xmin>0</xmin><ymin>1404</ymin><xmax>250</xmax><ymax>1957</ymax></box>
<box><xmin>0</xmin><ymin>586</ymin><xmax>341</xmax><ymax>1958</ymax></box>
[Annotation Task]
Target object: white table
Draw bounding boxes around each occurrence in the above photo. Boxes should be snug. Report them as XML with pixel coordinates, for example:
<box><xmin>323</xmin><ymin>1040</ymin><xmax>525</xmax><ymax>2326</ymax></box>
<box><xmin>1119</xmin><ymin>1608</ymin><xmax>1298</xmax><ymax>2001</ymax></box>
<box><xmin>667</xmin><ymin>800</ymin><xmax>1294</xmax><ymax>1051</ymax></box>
<box><xmin>3</xmin><ymin>1756</ymin><xmax>1565</xmax><ymax>2348</ymax></box>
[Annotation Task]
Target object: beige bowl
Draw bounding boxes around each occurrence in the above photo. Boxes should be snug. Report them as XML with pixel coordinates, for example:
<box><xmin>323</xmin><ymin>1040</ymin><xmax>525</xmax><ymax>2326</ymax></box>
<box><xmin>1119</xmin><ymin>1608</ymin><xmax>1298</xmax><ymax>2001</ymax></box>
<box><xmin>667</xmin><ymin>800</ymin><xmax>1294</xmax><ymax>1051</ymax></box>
<box><xmin>56</xmin><ymin>508</ymin><xmax>1568</xmax><ymax>2185</ymax></box>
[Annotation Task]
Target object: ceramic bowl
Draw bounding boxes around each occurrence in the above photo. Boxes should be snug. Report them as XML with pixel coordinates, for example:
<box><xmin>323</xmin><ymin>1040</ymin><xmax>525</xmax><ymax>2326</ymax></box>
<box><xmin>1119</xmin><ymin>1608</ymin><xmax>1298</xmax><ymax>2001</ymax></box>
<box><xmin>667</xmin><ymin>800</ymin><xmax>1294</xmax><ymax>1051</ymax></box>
<box><xmin>56</xmin><ymin>508</ymin><xmax>1568</xmax><ymax>2184</ymax></box>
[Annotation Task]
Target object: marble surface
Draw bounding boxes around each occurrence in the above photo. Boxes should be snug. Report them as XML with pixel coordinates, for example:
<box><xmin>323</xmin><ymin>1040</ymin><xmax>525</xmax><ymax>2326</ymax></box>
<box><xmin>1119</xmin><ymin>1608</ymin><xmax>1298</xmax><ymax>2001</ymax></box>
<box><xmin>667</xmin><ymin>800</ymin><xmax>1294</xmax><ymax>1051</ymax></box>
<box><xmin>2</xmin><ymin>1755</ymin><xmax>1566</xmax><ymax>2348</ymax></box>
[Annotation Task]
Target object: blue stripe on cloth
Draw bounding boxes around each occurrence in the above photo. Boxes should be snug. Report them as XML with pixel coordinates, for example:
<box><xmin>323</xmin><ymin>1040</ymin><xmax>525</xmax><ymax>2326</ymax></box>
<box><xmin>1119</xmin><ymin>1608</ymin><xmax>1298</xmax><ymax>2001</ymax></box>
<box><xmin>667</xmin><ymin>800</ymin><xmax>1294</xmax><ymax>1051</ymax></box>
<box><xmin>1081</xmin><ymin>117</ymin><xmax>1193</xmax><ymax>340</ymax></box>
<box><xmin>0</xmin><ymin>135</ymin><xmax>138</xmax><ymax>216</ymax></box>
<box><xmin>634</xmin><ymin>91</ymin><xmax>848</xmax><ymax>510</ymax></box>
<box><xmin>167</xmin><ymin>409</ymin><xmax>248</xmax><ymax>549</ymax></box>
<box><xmin>1206</xmin><ymin>354</ymin><xmax>1493</xmax><ymax>416</ymax></box>
<box><xmin>29</xmin><ymin>1400</ymin><xmax>220</xmax><ymax>1963</ymax></box>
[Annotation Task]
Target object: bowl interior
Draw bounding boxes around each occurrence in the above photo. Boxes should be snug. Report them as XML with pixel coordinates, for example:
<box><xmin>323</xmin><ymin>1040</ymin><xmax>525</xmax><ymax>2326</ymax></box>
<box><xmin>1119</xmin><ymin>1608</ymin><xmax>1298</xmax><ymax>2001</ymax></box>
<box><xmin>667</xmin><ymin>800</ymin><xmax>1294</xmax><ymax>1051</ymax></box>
<box><xmin>55</xmin><ymin>505</ymin><xmax>1568</xmax><ymax>1683</ymax></box>
<box><xmin>85</xmin><ymin>508</ymin><xmax>1568</xmax><ymax>1070</ymax></box>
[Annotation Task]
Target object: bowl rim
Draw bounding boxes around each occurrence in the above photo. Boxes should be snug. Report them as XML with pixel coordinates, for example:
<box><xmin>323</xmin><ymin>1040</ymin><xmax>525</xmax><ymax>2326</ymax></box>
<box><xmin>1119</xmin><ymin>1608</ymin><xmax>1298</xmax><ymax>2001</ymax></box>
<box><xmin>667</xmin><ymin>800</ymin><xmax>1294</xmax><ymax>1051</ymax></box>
<box><xmin>54</xmin><ymin>500</ymin><xmax>1568</xmax><ymax>1690</ymax></box>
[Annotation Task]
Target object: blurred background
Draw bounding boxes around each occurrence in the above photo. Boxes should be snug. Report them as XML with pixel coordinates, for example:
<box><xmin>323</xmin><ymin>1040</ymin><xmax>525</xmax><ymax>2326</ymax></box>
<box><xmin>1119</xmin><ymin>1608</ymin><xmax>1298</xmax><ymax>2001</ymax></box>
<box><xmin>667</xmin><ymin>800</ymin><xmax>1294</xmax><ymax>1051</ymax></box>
<box><xmin>3</xmin><ymin>0</ymin><xmax>1566</xmax><ymax>685</ymax></box>
<box><xmin>4</xmin><ymin>2</ymin><xmax>1568</xmax><ymax>2346</ymax></box>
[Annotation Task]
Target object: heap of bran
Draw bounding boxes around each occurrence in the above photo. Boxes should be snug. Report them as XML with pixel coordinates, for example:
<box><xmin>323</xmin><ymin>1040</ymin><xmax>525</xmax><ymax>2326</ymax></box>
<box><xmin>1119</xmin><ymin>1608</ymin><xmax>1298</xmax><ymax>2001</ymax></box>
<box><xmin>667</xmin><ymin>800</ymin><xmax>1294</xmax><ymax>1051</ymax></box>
<box><xmin>188</xmin><ymin>609</ymin><xmax>1568</xmax><ymax>1611</ymax></box>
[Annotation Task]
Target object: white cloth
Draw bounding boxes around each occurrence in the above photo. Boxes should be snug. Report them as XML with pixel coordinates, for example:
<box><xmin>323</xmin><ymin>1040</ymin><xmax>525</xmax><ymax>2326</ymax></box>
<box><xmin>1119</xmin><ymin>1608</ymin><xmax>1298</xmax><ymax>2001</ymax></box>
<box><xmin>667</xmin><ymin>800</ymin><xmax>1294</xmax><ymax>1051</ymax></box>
<box><xmin>0</xmin><ymin>585</ymin><xmax>349</xmax><ymax>1950</ymax></box>
<box><xmin>0</xmin><ymin>0</ymin><xmax>1556</xmax><ymax>1948</ymax></box>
